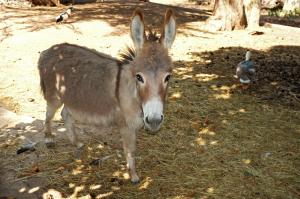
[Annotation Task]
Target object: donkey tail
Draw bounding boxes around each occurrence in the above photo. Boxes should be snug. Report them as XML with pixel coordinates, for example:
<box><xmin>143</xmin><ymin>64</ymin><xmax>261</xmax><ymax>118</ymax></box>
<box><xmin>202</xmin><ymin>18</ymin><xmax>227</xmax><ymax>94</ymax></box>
<box><xmin>37</xmin><ymin>52</ymin><xmax>46</xmax><ymax>98</ymax></box>
<box><xmin>39</xmin><ymin>77</ymin><xmax>46</xmax><ymax>98</ymax></box>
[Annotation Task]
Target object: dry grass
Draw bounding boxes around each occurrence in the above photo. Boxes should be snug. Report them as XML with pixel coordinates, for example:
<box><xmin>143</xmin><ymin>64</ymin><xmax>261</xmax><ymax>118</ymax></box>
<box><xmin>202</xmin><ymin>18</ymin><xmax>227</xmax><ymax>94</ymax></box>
<box><xmin>0</xmin><ymin>1</ymin><xmax>299</xmax><ymax>198</ymax></box>
<box><xmin>1</xmin><ymin>54</ymin><xmax>299</xmax><ymax>198</ymax></box>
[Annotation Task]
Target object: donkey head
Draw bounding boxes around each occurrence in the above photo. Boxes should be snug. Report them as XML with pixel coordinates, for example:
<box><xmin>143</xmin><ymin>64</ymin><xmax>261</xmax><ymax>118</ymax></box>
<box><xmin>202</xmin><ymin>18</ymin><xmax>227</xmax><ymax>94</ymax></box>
<box><xmin>130</xmin><ymin>8</ymin><xmax>176</xmax><ymax>133</ymax></box>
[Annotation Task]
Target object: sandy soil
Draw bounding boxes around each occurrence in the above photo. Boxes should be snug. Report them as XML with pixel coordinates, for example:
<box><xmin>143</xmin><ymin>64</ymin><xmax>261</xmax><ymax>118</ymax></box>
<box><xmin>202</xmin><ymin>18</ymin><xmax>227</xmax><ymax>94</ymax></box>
<box><xmin>0</xmin><ymin>1</ymin><xmax>299</xmax><ymax>198</ymax></box>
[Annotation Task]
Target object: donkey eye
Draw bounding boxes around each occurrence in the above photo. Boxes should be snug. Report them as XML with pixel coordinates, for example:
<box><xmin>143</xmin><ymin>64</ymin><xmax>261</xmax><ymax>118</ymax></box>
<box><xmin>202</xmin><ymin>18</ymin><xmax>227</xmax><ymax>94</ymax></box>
<box><xmin>136</xmin><ymin>74</ymin><xmax>144</xmax><ymax>83</ymax></box>
<box><xmin>164</xmin><ymin>75</ymin><xmax>171</xmax><ymax>83</ymax></box>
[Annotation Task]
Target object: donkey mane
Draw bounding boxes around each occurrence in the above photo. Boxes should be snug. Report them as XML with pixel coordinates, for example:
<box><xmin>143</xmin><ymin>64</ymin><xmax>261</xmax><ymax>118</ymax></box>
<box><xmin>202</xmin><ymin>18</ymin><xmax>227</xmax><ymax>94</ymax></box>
<box><xmin>117</xmin><ymin>46</ymin><xmax>136</xmax><ymax>67</ymax></box>
<box><xmin>146</xmin><ymin>29</ymin><xmax>160</xmax><ymax>42</ymax></box>
<box><xmin>117</xmin><ymin>29</ymin><xmax>160</xmax><ymax>67</ymax></box>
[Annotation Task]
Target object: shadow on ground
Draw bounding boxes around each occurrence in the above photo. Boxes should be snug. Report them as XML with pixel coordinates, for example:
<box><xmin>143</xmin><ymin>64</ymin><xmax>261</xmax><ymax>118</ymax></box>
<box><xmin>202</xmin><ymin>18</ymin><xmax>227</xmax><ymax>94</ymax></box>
<box><xmin>182</xmin><ymin>45</ymin><xmax>300</xmax><ymax>108</ymax></box>
<box><xmin>260</xmin><ymin>14</ymin><xmax>300</xmax><ymax>28</ymax></box>
<box><xmin>1</xmin><ymin>0</ymin><xmax>210</xmax><ymax>40</ymax></box>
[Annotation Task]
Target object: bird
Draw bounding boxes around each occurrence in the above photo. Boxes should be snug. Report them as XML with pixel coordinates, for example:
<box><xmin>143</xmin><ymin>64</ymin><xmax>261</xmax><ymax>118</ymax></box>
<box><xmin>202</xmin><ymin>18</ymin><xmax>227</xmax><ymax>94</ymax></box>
<box><xmin>236</xmin><ymin>51</ymin><xmax>255</xmax><ymax>84</ymax></box>
<box><xmin>56</xmin><ymin>7</ymin><xmax>73</xmax><ymax>23</ymax></box>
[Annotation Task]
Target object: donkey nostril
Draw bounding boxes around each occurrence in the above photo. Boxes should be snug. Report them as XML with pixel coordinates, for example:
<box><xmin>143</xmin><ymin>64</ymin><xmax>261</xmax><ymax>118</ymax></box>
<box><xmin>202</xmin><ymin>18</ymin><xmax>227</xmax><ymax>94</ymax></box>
<box><xmin>146</xmin><ymin>116</ymin><xmax>150</xmax><ymax>124</ymax></box>
<box><xmin>160</xmin><ymin>115</ymin><xmax>164</xmax><ymax>122</ymax></box>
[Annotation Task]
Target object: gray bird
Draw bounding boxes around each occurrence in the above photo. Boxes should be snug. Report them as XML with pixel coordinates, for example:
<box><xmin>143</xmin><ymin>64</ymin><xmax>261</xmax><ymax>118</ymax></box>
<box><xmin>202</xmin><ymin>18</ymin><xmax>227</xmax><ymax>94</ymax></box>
<box><xmin>236</xmin><ymin>51</ymin><xmax>255</xmax><ymax>84</ymax></box>
<box><xmin>56</xmin><ymin>7</ymin><xmax>73</xmax><ymax>23</ymax></box>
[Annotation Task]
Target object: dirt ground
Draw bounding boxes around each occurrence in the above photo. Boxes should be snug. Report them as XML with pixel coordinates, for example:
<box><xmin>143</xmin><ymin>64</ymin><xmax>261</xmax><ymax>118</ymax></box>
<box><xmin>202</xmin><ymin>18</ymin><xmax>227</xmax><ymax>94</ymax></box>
<box><xmin>0</xmin><ymin>0</ymin><xmax>299</xmax><ymax>198</ymax></box>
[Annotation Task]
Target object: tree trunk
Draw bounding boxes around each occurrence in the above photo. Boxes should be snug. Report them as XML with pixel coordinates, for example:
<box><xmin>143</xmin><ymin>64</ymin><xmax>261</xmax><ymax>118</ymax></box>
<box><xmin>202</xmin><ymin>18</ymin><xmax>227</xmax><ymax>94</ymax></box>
<box><xmin>207</xmin><ymin>0</ymin><xmax>261</xmax><ymax>31</ymax></box>
<box><xmin>208</xmin><ymin>0</ymin><xmax>246</xmax><ymax>31</ymax></box>
<box><xmin>244</xmin><ymin>0</ymin><xmax>261</xmax><ymax>30</ymax></box>
<box><xmin>283</xmin><ymin>0</ymin><xmax>300</xmax><ymax>12</ymax></box>
<box><xmin>29</xmin><ymin>0</ymin><xmax>60</xmax><ymax>6</ymax></box>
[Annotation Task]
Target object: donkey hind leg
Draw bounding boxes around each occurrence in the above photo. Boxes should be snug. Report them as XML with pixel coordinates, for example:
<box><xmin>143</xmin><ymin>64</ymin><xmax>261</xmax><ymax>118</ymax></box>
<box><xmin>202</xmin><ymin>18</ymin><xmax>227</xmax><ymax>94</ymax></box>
<box><xmin>61</xmin><ymin>107</ymin><xmax>84</xmax><ymax>149</ymax></box>
<box><xmin>120</xmin><ymin>127</ymin><xmax>139</xmax><ymax>183</ymax></box>
<box><xmin>43</xmin><ymin>101</ymin><xmax>62</xmax><ymax>148</ymax></box>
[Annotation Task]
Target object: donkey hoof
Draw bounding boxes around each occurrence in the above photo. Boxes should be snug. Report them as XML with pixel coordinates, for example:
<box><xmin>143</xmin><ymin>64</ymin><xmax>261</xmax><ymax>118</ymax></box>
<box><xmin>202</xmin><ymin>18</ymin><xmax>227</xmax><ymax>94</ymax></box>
<box><xmin>45</xmin><ymin>137</ymin><xmax>55</xmax><ymax>148</ymax></box>
<box><xmin>130</xmin><ymin>175</ymin><xmax>140</xmax><ymax>184</ymax></box>
<box><xmin>74</xmin><ymin>149</ymin><xmax>83</xmax><ymax>160</ymax></box>
<box><xmin>74</xmin><ymin>143</ymin><xmax>84</xmax><ymax>159</ymax></box>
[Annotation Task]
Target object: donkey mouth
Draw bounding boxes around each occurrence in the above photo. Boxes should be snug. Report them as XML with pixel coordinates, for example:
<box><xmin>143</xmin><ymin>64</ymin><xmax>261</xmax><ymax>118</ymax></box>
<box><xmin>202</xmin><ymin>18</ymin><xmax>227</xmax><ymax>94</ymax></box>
<box><xmin>145</xmin><ymin>125</ymin><xmax>161</xmax><ymax>134</ymax></box>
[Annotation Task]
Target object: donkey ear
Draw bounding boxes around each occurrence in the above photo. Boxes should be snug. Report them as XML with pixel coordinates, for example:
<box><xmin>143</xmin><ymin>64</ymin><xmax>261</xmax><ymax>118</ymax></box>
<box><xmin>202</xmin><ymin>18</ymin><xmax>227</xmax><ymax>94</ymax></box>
<box><xmin>131</xmin><ymin>8</ymin><xmax>145</xmax><ymax>50</ymax></box>
<box><xmin>160</xmin><ymin>9</ymin><xmax>176</xmax><ymax>49</ymax></box>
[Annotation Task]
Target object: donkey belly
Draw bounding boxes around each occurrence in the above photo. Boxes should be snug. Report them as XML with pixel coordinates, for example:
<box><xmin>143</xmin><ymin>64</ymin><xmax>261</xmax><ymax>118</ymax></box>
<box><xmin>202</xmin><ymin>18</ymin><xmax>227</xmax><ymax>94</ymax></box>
<box><xmin>66</xmin><ymin>106</ymin><xmax>122</xmax><ymax>127</ymax></box>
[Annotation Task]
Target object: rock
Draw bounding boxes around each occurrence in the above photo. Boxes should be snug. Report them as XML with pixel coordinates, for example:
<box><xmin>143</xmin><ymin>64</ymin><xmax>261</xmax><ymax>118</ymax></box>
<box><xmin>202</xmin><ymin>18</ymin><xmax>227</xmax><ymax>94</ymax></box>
<box><xmin>0</xmin><ymin>108</ymin><xmax>34</xmax><ymax>129</ymax></box>
<box><xmin>28</xmin><ymin>98</ymin><xmax>35</xmax><ymax>102</ymax></box>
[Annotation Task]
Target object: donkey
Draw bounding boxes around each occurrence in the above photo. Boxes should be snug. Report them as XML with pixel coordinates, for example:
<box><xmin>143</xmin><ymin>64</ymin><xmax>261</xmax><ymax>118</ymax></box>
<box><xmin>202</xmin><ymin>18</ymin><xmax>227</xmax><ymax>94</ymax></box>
<box><xmin>38</xmin><ymin>8</ymin><xmax>176</xmax><ymax>183</ymax></box>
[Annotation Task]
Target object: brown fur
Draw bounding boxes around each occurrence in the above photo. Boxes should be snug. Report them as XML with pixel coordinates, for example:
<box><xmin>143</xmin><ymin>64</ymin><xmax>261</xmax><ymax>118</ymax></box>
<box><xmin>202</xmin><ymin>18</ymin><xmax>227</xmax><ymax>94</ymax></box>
<box><xmin>38</xmin><ymin>8</ymin><xmax>176</xmax><ymax>183</ymax></box>
<box><xmin>39</xmin><ymin>43</ymin><xmax>119</xmax><ymax>116</ymax></box>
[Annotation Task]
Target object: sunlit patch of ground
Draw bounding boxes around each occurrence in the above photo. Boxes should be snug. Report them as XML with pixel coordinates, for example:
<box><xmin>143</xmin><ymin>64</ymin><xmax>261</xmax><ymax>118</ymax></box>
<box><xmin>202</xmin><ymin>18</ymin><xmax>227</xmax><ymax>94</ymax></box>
<box><xmin>0</xmin><ymin>1</ymin><xmax>299</xmax><ymax>198</ymax></box>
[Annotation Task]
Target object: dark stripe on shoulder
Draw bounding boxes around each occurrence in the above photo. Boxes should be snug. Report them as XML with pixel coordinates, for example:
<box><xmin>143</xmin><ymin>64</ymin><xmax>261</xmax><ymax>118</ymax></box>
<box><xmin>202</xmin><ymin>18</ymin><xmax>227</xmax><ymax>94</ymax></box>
<box><xmin>115</xmin><ymin>64</ymin><xmax>123</xmax><ymax>103</ymax></box>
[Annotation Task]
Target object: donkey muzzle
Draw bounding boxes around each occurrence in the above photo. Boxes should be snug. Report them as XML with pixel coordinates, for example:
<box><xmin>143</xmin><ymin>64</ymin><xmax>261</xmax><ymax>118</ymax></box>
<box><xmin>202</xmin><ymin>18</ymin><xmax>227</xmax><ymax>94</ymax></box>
<box><xmin>142</xmin><ymin>97</ymin><xmax>164</xmax><ymax>133</ymax></box>
<box><xmin>145</xmin><ymin>114</ymin><xmax>164</xmax><ymax>132</ymax></box>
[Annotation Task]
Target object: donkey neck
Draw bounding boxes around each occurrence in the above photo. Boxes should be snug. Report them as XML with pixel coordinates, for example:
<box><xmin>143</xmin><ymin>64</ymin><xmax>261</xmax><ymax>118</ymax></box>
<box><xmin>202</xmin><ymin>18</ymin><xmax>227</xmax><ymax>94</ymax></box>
<box><xmin>118</xmin><ymin>63</ymin><xmax>141</xmax><ymax>106</ymax></box>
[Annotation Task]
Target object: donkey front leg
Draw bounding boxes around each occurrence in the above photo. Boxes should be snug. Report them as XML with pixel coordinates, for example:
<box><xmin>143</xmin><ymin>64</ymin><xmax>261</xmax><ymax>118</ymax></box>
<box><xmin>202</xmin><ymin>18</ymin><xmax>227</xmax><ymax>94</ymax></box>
<box><xmin>120</xmin><ymin>127</ymin><xmax>139</xmax><ymax>183</ymax></box>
